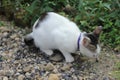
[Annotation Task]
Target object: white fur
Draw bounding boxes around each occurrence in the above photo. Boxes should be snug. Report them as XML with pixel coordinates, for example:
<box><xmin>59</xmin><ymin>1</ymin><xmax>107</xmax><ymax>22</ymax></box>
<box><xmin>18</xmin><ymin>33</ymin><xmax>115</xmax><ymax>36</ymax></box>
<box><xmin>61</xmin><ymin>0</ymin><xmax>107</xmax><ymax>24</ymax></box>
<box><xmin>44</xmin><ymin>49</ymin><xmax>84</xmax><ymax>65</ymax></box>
<box><xmin>26</xmin><ymin>12</ymin><xmax>101</xmax><ymax>62</ymax></box>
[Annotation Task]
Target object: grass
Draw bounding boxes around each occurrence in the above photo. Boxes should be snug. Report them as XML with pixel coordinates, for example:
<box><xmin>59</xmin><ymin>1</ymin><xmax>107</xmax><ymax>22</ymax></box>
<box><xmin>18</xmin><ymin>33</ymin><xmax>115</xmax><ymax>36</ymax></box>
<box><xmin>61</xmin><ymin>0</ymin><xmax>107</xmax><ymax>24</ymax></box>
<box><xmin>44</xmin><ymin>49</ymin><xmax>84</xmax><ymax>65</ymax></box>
<box><xmin>0</xmin><ymin>21</ymin><xmax>4</xmax><ymax>26</ymax></box>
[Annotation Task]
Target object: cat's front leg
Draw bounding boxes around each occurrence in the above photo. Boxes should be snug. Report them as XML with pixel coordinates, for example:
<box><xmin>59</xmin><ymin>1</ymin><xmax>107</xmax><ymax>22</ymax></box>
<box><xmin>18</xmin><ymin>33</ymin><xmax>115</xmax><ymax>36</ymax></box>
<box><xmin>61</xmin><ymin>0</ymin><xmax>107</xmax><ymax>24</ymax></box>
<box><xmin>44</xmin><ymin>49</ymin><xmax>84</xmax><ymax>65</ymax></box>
<box><xmin>60</xmin><ymin>50</ymin><xmax>74</xmax><ymax>62</ymax></box>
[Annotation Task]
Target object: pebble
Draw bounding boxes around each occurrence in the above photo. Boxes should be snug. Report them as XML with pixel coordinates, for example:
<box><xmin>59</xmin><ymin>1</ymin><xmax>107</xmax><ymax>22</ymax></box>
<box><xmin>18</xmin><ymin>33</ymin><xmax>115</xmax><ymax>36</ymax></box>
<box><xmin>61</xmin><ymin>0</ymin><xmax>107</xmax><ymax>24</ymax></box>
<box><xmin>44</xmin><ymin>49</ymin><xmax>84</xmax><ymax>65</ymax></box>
<box><xmin>61</xmin><ymin>64</ymin><xmax>72</xmax><ymax>71</ymax></box>
<box><xmin>5</xmin><ymin>70</ymin><xmax>14</xmax><ymax>77</ymax></box>
<box><xmin>15</xmin><ymin>37</ymin><xmax>20</xmax><ymax>41</ymax></box>
<box><xmin>0</xmin><ymin>27</ymin><xmax>10</xmax><ymax>32</ymax></box>
<box><xmin>49</xmin><ymin>53</ymin><xmax>63</xmax><ymax>62</ymax></box>
<box><xmin>48</xmin><ymin>74</ymin><xmax>59</xmax><ymax>80</ymax></box>
<box><xmin>38</xmin><ymin>64</ymin><xmax>45</xmax><ymax>70</ymax></box>
<box><xmin>23</xmin><ymin>65</ymin><xmax>33</xmax><ymax>72</ymax></box>
<box><xmin>0</xmin><ymin>70</ymin><xmax>5</xmax><ymax>75</ymax></box>
<box><xmin>3</xmin><ymin>77</ymin><xmax>8</xmax><ymax>80</ymax></box>
<box><xmin>25</xmin><ymin>72</ymin><xmax>31</xmax><ymax>77</ymax></box>
<box><xmin>18</xmin><ymin>75</ymin><xmax>25</xmax><ymax>80</ymax></box>
<box><xmin>10</xmin><ymin>34</ymin><xmax>18</xmax><ymax>39</ymax></box>
<box><xmin>35</xmin><ymin>74</ymin><xmax>43</xmax><ymax>80</ymax></box>
<box><xmin>2</xmin><ymin>32</ymin><xmax>9</xmax><ymax>37</ymax></box>
<box><xmin>15</xmin><ymin>72</ymin><xmax>20</xmax><ymax>76</ymax></box>
<box><xmin>45</xmin><ymin>62</ymin><xmax>55</xmax><ymax>71</ymax></box>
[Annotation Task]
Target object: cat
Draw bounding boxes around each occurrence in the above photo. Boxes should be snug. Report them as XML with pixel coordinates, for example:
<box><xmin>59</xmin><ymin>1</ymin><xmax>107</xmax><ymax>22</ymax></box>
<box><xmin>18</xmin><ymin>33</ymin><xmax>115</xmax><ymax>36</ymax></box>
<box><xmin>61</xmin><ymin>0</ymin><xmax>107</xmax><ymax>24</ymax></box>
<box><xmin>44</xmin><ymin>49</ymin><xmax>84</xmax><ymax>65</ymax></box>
<box><xmin>24</xmin><ymin>12</ymin><xmax>102</xmax><ymax>62</ymax></box>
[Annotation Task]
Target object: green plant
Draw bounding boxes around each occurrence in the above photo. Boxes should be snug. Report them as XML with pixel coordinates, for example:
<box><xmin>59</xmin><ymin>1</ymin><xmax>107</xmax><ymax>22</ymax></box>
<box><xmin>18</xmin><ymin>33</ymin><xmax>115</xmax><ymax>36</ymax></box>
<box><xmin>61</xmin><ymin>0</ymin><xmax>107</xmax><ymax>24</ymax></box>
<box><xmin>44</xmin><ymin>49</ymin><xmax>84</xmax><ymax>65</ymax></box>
<box><xmin>1</xmin><ymin>0</ymin><xmax>120</xmax><ymax>50</ymax></box>
<box><xmin>0</xmin><ymin>21</ymin><xmax>4</xmax><ymax>26</ymax></box>
<box><xmin>72</xmin><ymin>0</ymin><xmax>120</xmax><ymax>50</ymax></box>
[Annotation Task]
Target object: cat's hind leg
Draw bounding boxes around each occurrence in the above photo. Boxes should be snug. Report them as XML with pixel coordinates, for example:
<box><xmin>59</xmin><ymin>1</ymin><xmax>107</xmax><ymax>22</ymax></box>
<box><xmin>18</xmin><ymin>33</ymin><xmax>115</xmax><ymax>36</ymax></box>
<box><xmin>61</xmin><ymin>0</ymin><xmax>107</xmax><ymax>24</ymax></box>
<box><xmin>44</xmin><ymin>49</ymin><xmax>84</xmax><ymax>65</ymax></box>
<box><xmin>24</xmin><ymin>32</ymin><xmax>34</xmax><ymax>46</ymax></box>
<box><xmin>42</xmin><ymin>50</ymin><xmax>53</xmax><ymax>56</ymax></box>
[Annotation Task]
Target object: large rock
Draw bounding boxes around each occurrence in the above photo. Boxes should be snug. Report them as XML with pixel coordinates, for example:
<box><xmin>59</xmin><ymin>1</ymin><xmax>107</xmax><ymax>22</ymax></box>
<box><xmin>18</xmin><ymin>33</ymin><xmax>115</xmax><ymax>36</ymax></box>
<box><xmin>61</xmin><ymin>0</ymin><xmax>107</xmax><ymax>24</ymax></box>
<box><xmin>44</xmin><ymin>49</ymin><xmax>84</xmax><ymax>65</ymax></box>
<box><xmin>48</xmin><ymin>74</ymin><xmax>59</xmax><ymax>80</ymax></box>
<box><xmin>49</xmin><ymin>53</ymin><xmax>63</xmax><ymax>62</ymax></box>
<box><xmin>45</xmin><ymin>63</ymin><xmax>55</xmax><ymax>71</ymax></box>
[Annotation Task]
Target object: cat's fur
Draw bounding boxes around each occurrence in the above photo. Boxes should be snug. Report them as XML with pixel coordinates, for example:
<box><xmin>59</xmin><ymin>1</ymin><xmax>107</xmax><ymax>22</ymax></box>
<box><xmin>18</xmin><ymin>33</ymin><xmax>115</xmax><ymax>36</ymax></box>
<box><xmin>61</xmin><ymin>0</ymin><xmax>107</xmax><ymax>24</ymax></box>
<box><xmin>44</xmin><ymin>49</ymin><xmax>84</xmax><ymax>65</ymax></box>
<box><xmin>24</xmin><ymin>12</ymin><xmax>102</xmax><ymax>62</ymax></box>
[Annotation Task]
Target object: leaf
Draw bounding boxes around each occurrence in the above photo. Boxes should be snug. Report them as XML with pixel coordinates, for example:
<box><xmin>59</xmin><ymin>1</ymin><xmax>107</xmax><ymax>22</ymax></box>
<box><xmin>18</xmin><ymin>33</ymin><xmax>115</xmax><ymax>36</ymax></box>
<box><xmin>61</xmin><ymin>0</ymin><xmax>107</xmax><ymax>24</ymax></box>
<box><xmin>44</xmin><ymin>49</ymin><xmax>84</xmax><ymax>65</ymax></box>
<box><xmin>103</xmin><ymin>3</ymin><xmax>111</xmax><ymax>10</ymax></box>
<box><xmin>115</xmin><ymin>20</ymin><xmax>120</xmax><ymax>26</ymax></box>
<box><xmin>99</xmin><ymin>17</ymin><xmax>105</xmax><ymax>22</ymax></box>
<box><xmin>74</xmin><ymin>15</ymin><xmax>81</xmax><ymax>22</ymax></box>
<box><xmin>80</xmin><ymin>21</ymin><xmax>88</xmax><ymax>26</ymax></box>
<box><xmin>0</xmin><ymin>21</ymin><xmax>4</xmax><ymax>26</ymax></box>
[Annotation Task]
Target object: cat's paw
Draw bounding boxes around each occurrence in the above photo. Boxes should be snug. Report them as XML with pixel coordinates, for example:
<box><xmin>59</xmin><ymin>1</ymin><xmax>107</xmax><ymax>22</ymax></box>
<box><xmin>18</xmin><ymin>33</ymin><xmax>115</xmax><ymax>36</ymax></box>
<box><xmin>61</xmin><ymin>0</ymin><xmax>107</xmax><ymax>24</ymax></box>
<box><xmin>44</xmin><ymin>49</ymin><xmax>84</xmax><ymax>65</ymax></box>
<box><xmin>65</xmin><ymin>56</ymin><xmax>74</xmax><ymax>62</ymax></box>
<box><xmin>43</xmin><ymin>50</ymin><xmax>53</xmax><ymax>56</ymax></box>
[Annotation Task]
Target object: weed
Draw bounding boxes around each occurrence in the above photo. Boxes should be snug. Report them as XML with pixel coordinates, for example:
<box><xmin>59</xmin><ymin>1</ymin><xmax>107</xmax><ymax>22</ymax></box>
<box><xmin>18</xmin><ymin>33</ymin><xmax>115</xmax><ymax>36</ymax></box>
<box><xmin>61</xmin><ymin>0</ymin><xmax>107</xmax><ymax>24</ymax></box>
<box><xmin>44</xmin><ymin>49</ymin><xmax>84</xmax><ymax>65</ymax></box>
<box><xmin>1</xmin><ymin>0</ymin><xmax>120</xmax><ymax>50</ymax></box>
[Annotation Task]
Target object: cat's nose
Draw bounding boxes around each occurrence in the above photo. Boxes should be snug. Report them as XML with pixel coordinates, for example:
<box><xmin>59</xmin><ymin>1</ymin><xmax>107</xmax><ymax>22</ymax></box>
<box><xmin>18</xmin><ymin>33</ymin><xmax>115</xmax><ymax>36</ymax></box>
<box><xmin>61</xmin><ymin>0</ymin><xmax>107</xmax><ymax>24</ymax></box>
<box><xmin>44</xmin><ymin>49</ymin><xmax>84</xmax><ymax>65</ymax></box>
<box><xmin>24</xmin><ymin>37</ymin><xmax>34</xmax><ymax>46</ymax></box>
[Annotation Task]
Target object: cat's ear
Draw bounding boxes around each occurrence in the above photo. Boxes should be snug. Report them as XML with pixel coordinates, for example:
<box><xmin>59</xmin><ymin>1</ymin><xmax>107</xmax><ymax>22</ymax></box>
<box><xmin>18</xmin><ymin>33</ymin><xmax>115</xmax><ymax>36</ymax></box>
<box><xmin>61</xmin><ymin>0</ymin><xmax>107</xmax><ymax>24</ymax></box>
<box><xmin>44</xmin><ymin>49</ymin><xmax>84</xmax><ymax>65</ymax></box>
<box><xmin>93</xmin><ymin>26</ymin><xmax>102</xmax><ymax>37</ymax></box>
<box><xmin>82</xmin><ymin>37</ymin><xmax>91</xmax><ymax>47</ymax></box>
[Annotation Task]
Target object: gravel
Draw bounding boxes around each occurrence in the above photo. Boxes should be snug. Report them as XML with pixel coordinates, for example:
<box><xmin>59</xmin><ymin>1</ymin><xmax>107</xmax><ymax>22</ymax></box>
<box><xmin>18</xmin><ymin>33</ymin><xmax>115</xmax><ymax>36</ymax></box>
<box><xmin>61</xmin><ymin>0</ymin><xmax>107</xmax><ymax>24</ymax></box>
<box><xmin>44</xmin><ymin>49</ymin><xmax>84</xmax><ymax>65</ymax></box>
<box><xmin>0</xmin><ymin>20</ymin><xmax>116</xmax><ymax>80</ymax></box>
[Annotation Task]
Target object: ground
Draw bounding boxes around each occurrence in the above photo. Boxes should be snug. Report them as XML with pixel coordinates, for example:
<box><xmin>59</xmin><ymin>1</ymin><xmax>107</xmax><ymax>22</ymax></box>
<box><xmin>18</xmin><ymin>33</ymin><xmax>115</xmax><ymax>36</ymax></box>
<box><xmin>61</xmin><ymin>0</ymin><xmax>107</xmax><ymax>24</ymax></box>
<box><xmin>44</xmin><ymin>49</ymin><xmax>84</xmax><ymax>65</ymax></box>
<box><xmin>0</xmin><ymin>15</ymin><xmax>120</xmax><ymax>80</ymax></box>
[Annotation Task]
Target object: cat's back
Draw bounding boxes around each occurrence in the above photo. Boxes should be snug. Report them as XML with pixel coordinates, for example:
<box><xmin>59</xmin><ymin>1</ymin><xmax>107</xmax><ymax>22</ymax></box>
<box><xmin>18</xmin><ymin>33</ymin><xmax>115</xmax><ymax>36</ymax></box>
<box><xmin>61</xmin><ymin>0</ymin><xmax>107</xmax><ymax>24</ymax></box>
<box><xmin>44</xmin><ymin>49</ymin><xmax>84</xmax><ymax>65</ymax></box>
<box><xmin>33</xmin><ymin>12</ymin><xmax>70</xmax><ymax>30</ymax></box>
<box><xmin>47</xmin><ymin>12</ymin><xmax>70</xmax><ymax>23</ymax></box>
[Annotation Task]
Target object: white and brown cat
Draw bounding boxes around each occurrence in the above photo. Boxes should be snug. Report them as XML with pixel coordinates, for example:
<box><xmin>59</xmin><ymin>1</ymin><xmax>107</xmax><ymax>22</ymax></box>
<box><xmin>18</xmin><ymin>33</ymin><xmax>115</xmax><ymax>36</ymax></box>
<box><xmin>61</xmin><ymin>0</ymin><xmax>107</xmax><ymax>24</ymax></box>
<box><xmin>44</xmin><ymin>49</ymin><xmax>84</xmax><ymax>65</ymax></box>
<box><xmin>24</xmin><ymin>12</ymin><xmax>102</xmax><ymax>62</ymax></box>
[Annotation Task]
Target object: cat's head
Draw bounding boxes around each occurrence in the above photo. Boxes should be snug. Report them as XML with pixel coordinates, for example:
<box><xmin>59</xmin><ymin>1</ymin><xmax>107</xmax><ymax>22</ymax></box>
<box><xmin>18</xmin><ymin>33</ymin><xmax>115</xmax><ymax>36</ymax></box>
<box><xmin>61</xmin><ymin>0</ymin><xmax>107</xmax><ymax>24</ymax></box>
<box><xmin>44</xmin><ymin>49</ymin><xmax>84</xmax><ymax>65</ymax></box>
<box><xmin>80</xmin><ymin>26</ymin><xmax>102</xmax><ymax>59</ymax></box>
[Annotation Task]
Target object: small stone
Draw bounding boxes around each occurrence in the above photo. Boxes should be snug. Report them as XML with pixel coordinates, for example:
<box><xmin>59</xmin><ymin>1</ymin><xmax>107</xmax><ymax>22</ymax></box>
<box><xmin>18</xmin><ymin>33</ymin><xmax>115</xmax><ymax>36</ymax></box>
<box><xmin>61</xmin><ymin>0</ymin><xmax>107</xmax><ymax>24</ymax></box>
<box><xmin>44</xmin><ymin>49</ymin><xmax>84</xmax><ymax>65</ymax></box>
<box><xmin>4</xmin><ymin>70</ymin><xmax>14</xmax><ymax>77</ymax></box>
<box><xmin>103</xmin><ymin>77</ymin><xmax>109</xmax><ymax>80</ymax></box>
<box><xmin>15</xmin><ymin>37</ymin><xmax>20</xmax><ymax>41</ymax></box>
<box><xmin>38</xmin><ymin>64</ymin><xmax>45</xmax><ymax>70</ymax></box>
<box><xmin>13</xmin><ymin>43</ymin><xmax>18</xmax><ymax>47</ymax></box>
<box><xmin>49</xmin><ymin>53</ymin><xmax>63</xmax><ymax>62</ymax></box>
<box><xmin>61</xmin><ymin>64</ymin><xmax>72</xmax><ymax>71</ymax></box>
<box><xmin>0</xmin><ymin>27</ymin><xmax>10</xmax><ymax>32</ymax></box>
<box><xmin>35</xmin><ymin>74</ymin><xmax>43</xmax><ymax>80</ymax></box>
<box><xmin>15</xmin><ymin>72</ymin><xmax>20</xmax><ymax>76</ymax></box>
<box><xmin>79</xmin><ymin>76</ymin><xmax>83</xmax><ymax>80</ymax></box>
<box><xmin>2</xmin><ymin>38</ymin><xmax>7</xmax><ymax>42</ymax></box>
<box><xmin>72</xmin><ymin>75</ymin><xmax>78</xmax><ymax>80</ymax></box>
<box><xmin>116</xmin><ymin>54</ymin><xmax>120</xmax><ymax>58</ymax></box>
<box><xmin>3</xmin><ymin>76</ymin><xmax>8</xmax><ymax>80</ymax></box>
<box><xmin>23</xmin><ymin>65</ymin><xmax>33</xmax><ymax>72</ymax></box>
<box><xmin>14</xmin><ymin>60</ymin><xmax>19</xmax><ymax>64</ymax></box>
<box><xmin>3</xmin><ymin>32</ymin><xmax>9</xmax><ymax>37</ymax></box>
<box><xmin>18</xmin><ymin>75</ymin><xmax>25</xmax><ymax>80</ymax></box>
<box><xmin>45</xmin><ymin>63</ymin><xmax>55</xmax><ymax>71</ymax></box>
<box><xmin>0</xmin><ymin>70</ymin><xmax>5</xmax><ymax>75</ymax></box>
<box><xmin>80</xmin><ymin>56</ymin><xmax>89</xmax><ymax>61</ymax></box>
<box><xmin>10</xmin><ymin>34</ymin><xmax>17</xmax><ymax>39</ymax></box>
<box><xmin>25</xmin><ymin>72</ymin><xmax>31</xmax><ymax>77</ymax></box>
<box><xmin>17</xmin><ymin>69</ymin><xmax>23</xmax><ymax>73</ymax></box>
<box><xmin>48</xmin><ymin>74</ymin><xmax>59</xmax><ymax>80</ymax></box>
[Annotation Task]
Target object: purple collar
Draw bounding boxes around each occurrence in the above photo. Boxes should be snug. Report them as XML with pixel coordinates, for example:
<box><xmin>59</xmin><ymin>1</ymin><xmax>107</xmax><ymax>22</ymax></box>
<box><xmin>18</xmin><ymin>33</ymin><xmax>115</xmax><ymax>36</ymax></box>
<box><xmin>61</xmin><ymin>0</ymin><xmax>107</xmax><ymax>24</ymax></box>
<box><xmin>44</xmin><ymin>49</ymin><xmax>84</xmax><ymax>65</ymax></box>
<box><xmin>77</xmin><ymin>33</ymin><xmax>82</xmax><ymax>51</ymax></box>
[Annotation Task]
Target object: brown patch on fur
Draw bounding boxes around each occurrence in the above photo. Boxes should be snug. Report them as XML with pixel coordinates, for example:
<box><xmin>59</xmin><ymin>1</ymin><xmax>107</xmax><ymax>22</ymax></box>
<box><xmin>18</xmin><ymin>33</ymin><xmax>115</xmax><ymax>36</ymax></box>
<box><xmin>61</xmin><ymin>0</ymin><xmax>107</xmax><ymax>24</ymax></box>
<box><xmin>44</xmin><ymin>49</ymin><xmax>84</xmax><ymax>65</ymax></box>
<box><xmin>35</xmin><ymin>12</ymin><xmax>48</xmax><ymax>28</ymax></box>
<box><xmin>86</xmin><ymin>44</ymin><xmax>96</xmax><ymax>52</ymax></box>
<box><xmin>85</xmin><ymin>26</ymin><xmax>102</xmax><ymax>50</ymax></box>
